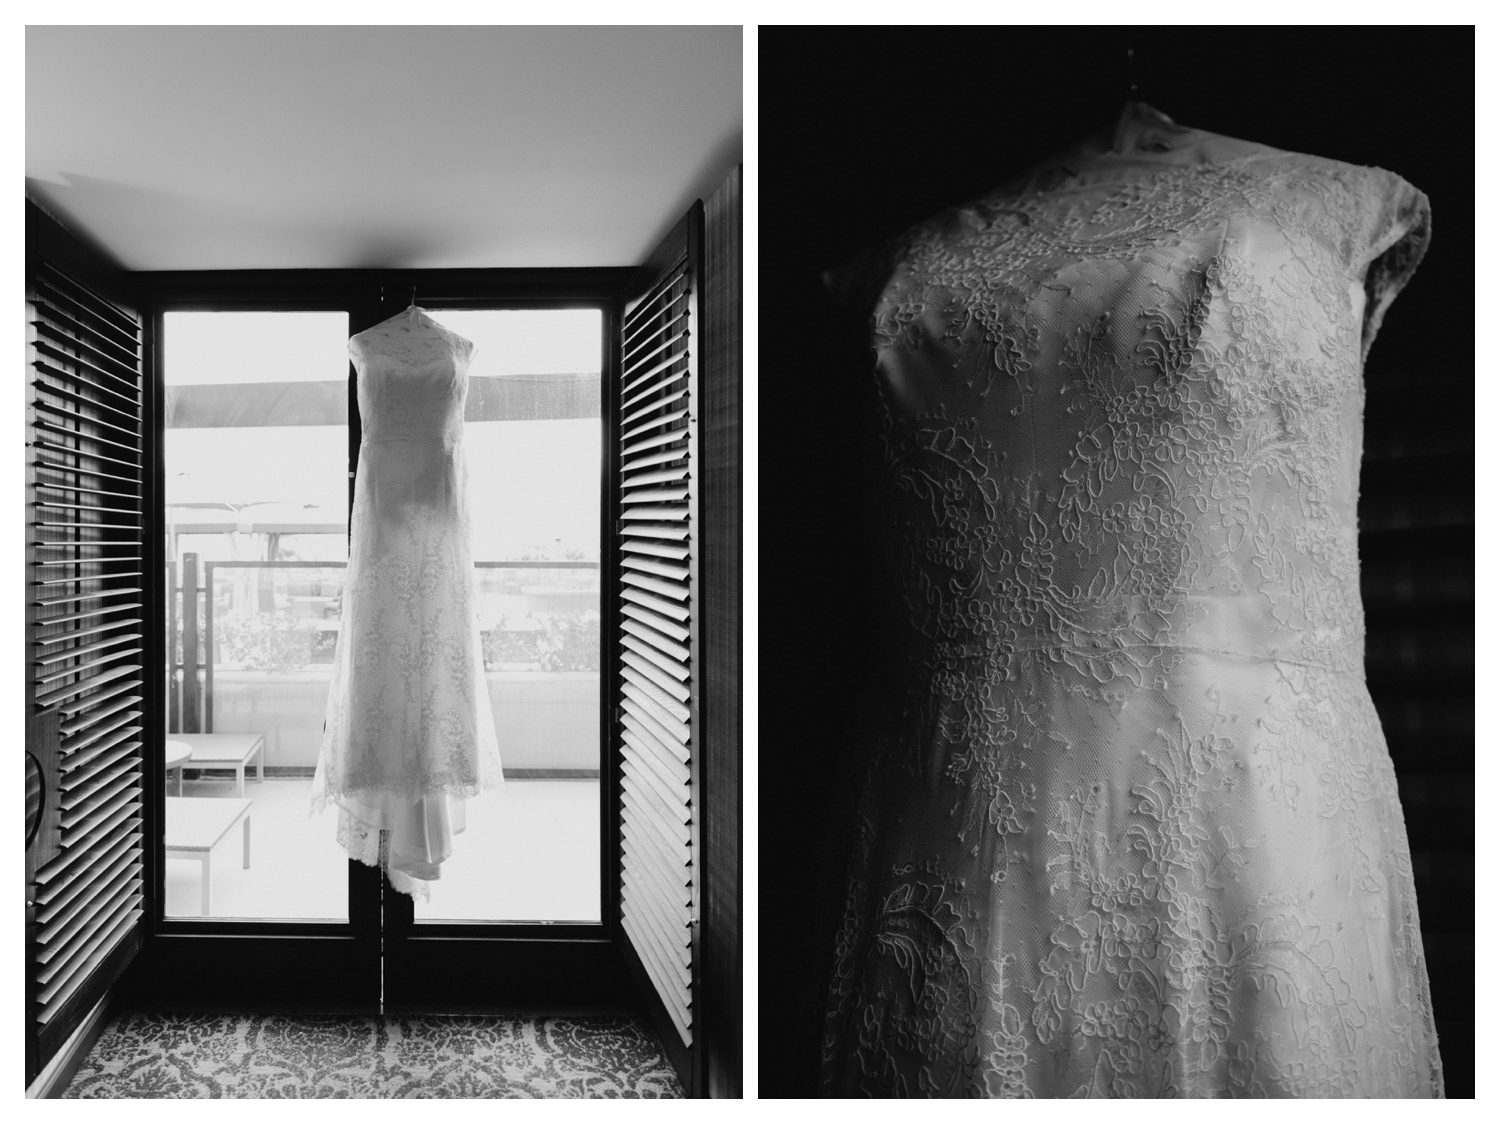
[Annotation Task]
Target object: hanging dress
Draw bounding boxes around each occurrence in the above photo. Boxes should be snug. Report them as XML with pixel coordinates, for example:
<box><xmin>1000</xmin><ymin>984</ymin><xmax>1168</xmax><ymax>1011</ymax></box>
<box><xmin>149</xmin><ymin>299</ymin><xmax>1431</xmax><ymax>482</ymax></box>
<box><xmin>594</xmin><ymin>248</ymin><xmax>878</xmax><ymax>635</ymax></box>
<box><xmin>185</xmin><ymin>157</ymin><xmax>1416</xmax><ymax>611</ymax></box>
<box><xmin>819</xmin><ymin>103</ymin><xmax>1444</xmax><ymax>1097</ymax></box>
<box><xmin>310</xmin><ymin>305</ymin><xmax>503</xmax><ymax>899</ymax></box>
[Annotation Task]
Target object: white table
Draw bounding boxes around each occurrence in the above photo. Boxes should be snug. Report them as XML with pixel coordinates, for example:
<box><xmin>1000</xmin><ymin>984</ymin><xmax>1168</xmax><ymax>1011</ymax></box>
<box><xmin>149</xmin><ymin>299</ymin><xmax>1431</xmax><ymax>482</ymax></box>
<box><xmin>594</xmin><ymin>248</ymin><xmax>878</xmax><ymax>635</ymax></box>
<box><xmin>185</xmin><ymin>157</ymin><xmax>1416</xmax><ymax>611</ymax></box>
<box><xmin>164</xmin><ymin>739</ymin><xmax>193</xmax><ymax>796</ymax></box>
<box><xmin>164</xmin><ymin>797</ymin><xmax>252</xmax><ymax>916</ymax></box>
<box><xmin>173</xmin><ymin>733</ymin><xmax>265</xmax><ymax>797</ymax></box>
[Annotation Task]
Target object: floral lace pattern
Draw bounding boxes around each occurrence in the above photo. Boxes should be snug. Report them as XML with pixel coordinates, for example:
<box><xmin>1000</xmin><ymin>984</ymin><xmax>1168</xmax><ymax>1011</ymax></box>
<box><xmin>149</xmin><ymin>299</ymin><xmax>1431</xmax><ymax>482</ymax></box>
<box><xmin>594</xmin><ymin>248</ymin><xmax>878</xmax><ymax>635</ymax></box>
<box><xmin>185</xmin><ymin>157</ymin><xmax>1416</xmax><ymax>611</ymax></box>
<box><xmin>820</xmin><ymin>106</ymin><xmax>1442</xmax><ymax>1097</ymax></box>
<box><xmin>311</xmin><ymin>308</ymin><xmax>503</xmax><ymax>900</ymax></box>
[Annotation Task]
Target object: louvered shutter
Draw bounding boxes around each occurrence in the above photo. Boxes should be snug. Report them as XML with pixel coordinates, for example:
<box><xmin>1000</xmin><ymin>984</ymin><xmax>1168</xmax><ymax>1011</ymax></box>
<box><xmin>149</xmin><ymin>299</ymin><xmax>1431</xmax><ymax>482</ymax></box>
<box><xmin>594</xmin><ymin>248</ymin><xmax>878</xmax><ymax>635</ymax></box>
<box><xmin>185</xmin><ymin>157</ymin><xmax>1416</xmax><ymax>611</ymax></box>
<box><xmin>617</xmin><ymin>203</ymin><xmax>703</xmax><ymax>1054</ymax></box>
<box><xmin>25</xmin><ymin>260</ymin><xmax>146</xmax><ymax>1073</ymax></box>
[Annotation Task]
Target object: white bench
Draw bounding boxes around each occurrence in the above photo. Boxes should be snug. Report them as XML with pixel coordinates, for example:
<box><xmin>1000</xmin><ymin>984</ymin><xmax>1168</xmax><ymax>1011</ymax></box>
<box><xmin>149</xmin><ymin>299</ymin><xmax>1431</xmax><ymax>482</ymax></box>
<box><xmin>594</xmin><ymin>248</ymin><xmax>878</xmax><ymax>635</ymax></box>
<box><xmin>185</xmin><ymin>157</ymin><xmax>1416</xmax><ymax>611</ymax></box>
<box><xmin>164</xmin><ymin>797</ymin><xmax>252</xmax><ymax>916</ymax></box>
<box><xmin>173</xmin><ymin>733</ymin><xmax>265</xmax><ymax>797</ymax></box>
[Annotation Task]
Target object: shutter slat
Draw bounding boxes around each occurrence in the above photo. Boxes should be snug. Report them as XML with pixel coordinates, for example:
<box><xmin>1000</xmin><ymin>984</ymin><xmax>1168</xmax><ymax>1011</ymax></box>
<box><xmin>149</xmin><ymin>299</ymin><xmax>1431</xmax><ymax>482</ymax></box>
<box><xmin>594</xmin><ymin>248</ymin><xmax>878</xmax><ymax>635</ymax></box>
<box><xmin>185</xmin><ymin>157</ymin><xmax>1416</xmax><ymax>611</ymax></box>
<box><xmin>34</xmin><ymin>499</ymin><xmax>140</xmax><ymax>519</ymax></box>
<box><xmin>58</xmin><ymin>754</ymin><xmax>138</xmax><ymax>806</ymax></box>
<box><xmin>622</xmin><ymin>386</ymin><xmax>690</xmax><ymax>428</ymax></box>
<box><xmin>622</xmin><ymin>448</ymin><xmax>688</xmax><ymax>474</ymax></box>
<box><xmin>622</xmin><ymin>786</ymin><xmax>692</xmax><ymax>853</ymax></box>
<box><xmin>622</xmin><ymin>603</ymin><xmax>691</xmax><ymax>644</ymax></box>
<box><xmin>36</xmin><ymin>645</ymin><xmax>145</xmax><ymax>686</ymax></box>
<box><xmin>622</xmin><ymin>618</ymin><xmax>691</xmax><ymax>663</ymax></box>
<box><xmin>622</xmin><ymin>260</ymin><xmax>687</xmax><ymax>338</ymax></box>
<box><xmin>623</xmin><ymin>570</ymin><xmax>690</xmax><ymax>603</ymax></box>
<box><xmin>34</xmin><ymin>285</ymin><xmax>140</xmax><ymax>358</ymax></box>
<box><xmin>34</xmin><ymin>807</ymin><xmax>141</xmax><ymax>888</ymax></box>
<box><xmin>622</xmin><ymin>364</ymin><xmax>688</xmax><ymax>412</ymax></box>
<box><xmin>622</xmin><ymin>665</ymin><xmax>692</xmax><ymax>724</ymax></box>
<box><xmin>37</xmin><ymin>620</ymin><xmax>136</xmax><ymax>650</ymax></box>
<box><xmin>623</xmin><ymin>466</ymin><xmax>690</xmax><ymax>490</ymax></box>
<box><xmin>36</xmin><ymin>845</ymin><xmax>139</xmax><ymax>943</ymax></box>
<box><xmin>622</xmin><ymin>770</ymin><xmax>691</xmax><ymax>847</ymax></box>
<box><xmin>623</xmin><ymin>310</ymin><xmax>689</xmax><ymax>369</ymax></box>
<box><xmin>622</xmin><ymin>696</ymin><xmax>692</xmax><ymax>764</ymax></box>
<box><xmin>60</xmin><ymin>693</ymin><xmax>142</xmax><ymax>740</ymax></box>
<box><xmin>37</xmin><ymin>603</ymin><xmax>145</xmax><ymax>633</ymax></box>
<box><xmin>622</xmin><ymin>287</ymin><xmax>687</xmax><ymax>354</ymax></box>
<box><xmin>622</xmin><ymin>407</ymin><xmax>691</xmax><ymax>443</ymax></box>
<box><xmin>32</xmin><ymin>586</ymin><xmax>143</xmax><ymax>611</ymax></box>
<box><xmin>56</xmin><ymin>672</ymin><xmax>142</xmax><ymax>718</ymax></box>
<box><xmin>621</xmin><ymin>428</ymin><xmax>688</xmax><ymax>458</ymax></box>
<box><xmin>624</xmin><ymin>652</ymin><xmax>691</xmax><ymax>704</ymax></box>
<box><xmin>34</xmin><ymin>882</ymin><xmax>140</xmax><ymax>979</ymax></box>
<box><xmin>622</xmin><ymin>815</ymin><xmax>691</xmax><ymax>877</ymax></box>
<box><xmin>33</xmin><ymin>436</ymin><xmax>142</xmax><ymax>473</ymax></box>
<box><xmin>622</xmin><ymin>338</ymin><xmax>690</xmax><ymax>395</ymax></box>
<box><xmin>35</xmin><ymin>274</ymin><xmax>141</xmax><ymax>345</ymax></box>
<box><xmin>622</xmin><ymin>538</ymin><xmax>690</xmax><ymax>562</ymax></box>
<box><xmin>621</xmin><ymin>505</ymin><xmax>688</xmax><ymax>523</ymax></box>
<box><xmin>38</xmin><ymin>263</ymin><xmax>139</xmax><ymax>330</ymax></box>
<box><xmin>622</xmin><ymin>887</ymin><xmax>692</xmax><ymax>988</ymax></box>
<box><xmin>35</xmin><ymin>632</ymin><xmax>143</xmax><ymax>667</ymax></box>
<box><xmin>34</xmin><ymin>479</ymin><xmax>139</xmax><ymax>503</ymax></box>
<box><xmin>623</xmin><ymin>750</ymin><xmax>692</xmax><ymax>826</ymax></box>
<box><xmin>59</xmin><ymin>768</ymin><xmax>141</xmax><ymax>831</ymax></box>
<box><xmin>63</xmin><ymin>725</ymin><xmax>144</xmax><ymax>777</ymax></box>
<box><xmin>623</xmin><ymin>554</ymin><xmax>691</xmax><ymax>583</ymax></box>
<box><xmin>623</xmin><ymin>879</ymin><xmax>692</xmax><ymax>969</ymax></box>
<box><xmin>33</xmin><ymin>356</ymin><xmax>140</xmax><ymax>412</ymax></box>
<box><xmin>35</xmin><ymin>459</ymin><xmax>141</xmax><ymax>488</ymax></box>
<box><xmin>33</xmin><ymin>320</ymin><xmax>141</xmax><ymax>386</ymax></box>
<box><xmin>35</xmin><ymin>907</ymin><xmax>143</xmax><ymax>1023</ymax></box>
<box><xmin>32</xmin><ymin>397</ymin><xmax>142</xmax><ymax>442</ymax></box>
<box><xmin>624</xmin><ymin>729</ymin><xmax>691</xmax><ymax>793</ymax></box>
<box><xmin>623</xmin><ymin>871</ymin><xmax>694</xmax><ymax>964</ymax></box>
<box><xmin>622</xmin><ymin>843</ymin><xmax>690</xmax><ymax>924</ymax></box>
<box><xmin>623</xmin><ymin>877</ymin><xmax>692</xmax><ymax>956</ymax></box>
<box><xmin>622</xmin><ymin>485</ymin><xmax>691</xmax><ymax>505</ymax></box>
<box><xmin>60</xmin><ymin>738</ymin><xmax>142</xmax><ymax>797</ymax></box>
<box><xmin>623</xmin><ymin>635</ymin><xmax>689</xmax><ymax>684</ymax></box>
<box><xmin>621</xmin><ymin>914</ymin><xmax>692</xmax><ymax>1040</ymax></box>
<box><xmin>623</xmin><ymin>685</ymin><xmax>692</xmax><ymax>749</ymax></box>
<box><xmin>34</xmin><ymin>830</ymin><xmax>141</xmax><ymax>926</ymax></box>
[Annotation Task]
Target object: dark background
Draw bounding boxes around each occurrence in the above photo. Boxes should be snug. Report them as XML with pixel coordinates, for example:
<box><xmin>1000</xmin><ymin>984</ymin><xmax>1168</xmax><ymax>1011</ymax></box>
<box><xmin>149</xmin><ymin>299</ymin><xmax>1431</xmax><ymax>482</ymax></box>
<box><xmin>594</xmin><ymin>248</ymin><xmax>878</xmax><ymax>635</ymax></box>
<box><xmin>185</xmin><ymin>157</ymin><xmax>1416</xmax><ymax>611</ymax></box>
<box><xmin>758</xmin><ymin>25</ymin><xmax>1474</xmax><ymax>1098</ymax></box>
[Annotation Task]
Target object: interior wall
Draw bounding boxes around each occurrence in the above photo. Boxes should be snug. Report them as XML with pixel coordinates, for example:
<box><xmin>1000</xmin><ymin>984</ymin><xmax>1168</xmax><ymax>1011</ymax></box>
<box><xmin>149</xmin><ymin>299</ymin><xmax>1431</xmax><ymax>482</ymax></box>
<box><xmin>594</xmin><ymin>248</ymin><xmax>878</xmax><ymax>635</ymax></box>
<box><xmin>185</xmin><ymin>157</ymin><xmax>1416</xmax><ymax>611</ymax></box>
<box><xmin>757</xmin><ymin>25</ymin><xmax>1474</xmax><ymax>1098</ymax></box>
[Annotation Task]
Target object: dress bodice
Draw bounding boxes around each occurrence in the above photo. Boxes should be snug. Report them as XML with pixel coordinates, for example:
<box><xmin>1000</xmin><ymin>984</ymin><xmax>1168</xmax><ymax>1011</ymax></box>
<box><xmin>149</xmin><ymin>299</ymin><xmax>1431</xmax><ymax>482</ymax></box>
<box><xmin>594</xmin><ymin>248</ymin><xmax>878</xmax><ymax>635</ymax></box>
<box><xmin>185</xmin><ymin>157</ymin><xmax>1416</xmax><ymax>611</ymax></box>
<box><xmin>351</xmin><ymin>307</ymin><xmax>472</xmax><ymax>449</ymax></box>
<box><xmin>836</xmin><ymin>104</ymin><xmax>1431</xmax><ymax>685</ymax></box>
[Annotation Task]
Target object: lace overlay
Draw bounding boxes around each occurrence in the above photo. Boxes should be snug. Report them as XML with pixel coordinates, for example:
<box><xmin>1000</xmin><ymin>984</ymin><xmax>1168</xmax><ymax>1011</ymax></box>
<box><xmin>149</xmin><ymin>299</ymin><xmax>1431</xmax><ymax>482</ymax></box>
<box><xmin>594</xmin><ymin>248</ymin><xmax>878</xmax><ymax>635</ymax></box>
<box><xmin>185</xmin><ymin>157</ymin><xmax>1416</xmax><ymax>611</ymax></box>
<box><xmin>310</xmin><ymin>307</ymin><xmax>503</xmax><ymax>900</ymax></box>
<box><xmin>820</xmin><ymin>105</ymin><xmax>1442</xmax><ymax>1097</ymax></box>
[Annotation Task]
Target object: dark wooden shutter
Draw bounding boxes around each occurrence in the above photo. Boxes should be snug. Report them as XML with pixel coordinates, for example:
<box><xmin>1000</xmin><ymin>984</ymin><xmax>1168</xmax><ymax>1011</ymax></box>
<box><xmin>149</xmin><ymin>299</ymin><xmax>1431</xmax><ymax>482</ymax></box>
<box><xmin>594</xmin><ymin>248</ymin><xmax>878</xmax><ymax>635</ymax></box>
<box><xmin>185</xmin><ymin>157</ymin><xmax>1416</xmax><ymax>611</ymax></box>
<box><xmin>25</xmin><ymin>257</ymin><xmax>146</xmax><ymax>1085</ymax></box>
<box><xmin>617</xmin><ymin>202</ymin><xmax>703</xmax><ymax>1083</ymax></box>
<box><xmin>699</xmin><ymin>166</ymin><xmax>742</xmax><ymax>1099</ymax></box>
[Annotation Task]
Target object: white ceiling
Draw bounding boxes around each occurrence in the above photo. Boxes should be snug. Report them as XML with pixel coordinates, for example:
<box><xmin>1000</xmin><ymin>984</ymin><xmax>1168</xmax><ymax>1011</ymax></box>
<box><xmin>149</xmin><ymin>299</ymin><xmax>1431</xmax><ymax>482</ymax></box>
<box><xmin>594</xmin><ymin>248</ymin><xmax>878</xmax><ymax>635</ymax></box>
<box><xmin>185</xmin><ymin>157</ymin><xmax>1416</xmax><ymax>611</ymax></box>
<box><xmin>26</xmin><ymin>25</ymin><xmax>741</xmax><ymax>271</ymax></box>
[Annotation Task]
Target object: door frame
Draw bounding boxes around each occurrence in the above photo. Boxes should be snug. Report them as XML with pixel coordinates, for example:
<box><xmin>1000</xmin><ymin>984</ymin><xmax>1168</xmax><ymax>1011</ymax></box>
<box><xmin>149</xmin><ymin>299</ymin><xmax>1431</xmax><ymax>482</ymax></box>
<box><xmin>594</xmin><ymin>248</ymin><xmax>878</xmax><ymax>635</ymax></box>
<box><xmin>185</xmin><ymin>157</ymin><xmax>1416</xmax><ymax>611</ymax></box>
<box><xmin>126</xmin><ymin>268</ymin><xmax>632</xmax><ymax>1014</ymax></box>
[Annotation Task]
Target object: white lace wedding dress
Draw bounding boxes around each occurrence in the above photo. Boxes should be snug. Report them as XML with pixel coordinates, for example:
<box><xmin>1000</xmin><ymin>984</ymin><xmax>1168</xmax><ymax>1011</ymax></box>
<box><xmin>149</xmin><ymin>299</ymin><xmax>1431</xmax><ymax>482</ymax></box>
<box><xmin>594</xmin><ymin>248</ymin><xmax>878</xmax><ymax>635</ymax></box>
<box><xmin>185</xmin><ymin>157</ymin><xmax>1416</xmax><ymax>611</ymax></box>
<box><xmin>310</xmin><ymin>306</ymin><xmax>503</xmax><ymax>899</ymax></box>
<box><xmin>819</xmin><ymin>103</ymin><xmax>1444</xmax><ymax>1097</ymax></box>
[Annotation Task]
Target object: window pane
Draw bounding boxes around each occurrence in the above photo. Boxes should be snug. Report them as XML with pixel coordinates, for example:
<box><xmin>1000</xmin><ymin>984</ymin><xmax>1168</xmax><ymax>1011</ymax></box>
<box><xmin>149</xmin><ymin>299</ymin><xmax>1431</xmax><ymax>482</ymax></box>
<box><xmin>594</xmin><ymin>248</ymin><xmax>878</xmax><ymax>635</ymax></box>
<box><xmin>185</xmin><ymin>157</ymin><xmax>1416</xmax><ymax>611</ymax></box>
<box><xmin>414</xmin><ymin>308</ymin><xmax>602</xmax><ymax>923</ymax></box>
<box><xmin>163</xmin><ymin>311</ymin><xmax>350</xmax><ymax>921</ymax></box>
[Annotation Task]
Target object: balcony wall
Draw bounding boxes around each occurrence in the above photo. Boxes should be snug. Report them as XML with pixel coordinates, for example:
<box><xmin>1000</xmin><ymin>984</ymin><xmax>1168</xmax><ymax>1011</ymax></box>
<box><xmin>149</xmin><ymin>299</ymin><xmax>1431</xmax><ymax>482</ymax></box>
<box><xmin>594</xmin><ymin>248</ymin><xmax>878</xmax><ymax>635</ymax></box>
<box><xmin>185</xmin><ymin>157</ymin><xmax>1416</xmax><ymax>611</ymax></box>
<box><xmin>201</xmin><ymin>671</ymin><xmax>599</xmax><ymax>773</ymax></box>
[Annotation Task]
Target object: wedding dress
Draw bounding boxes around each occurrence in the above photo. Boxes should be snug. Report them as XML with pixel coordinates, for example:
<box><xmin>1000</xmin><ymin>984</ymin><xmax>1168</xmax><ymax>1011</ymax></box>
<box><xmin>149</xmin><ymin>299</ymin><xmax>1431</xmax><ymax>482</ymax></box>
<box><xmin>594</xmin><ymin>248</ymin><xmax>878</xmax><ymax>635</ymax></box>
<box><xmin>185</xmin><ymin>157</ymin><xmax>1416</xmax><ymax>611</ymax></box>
<box><xmin>819</xmin><ymin>103</ymin><xmax>1443</xmax><ymax>1097</ymax></box>
<box><xmin>310</xmin><ymin>306</ymin><xmax>503</xmax><ymax>899</ymax></box>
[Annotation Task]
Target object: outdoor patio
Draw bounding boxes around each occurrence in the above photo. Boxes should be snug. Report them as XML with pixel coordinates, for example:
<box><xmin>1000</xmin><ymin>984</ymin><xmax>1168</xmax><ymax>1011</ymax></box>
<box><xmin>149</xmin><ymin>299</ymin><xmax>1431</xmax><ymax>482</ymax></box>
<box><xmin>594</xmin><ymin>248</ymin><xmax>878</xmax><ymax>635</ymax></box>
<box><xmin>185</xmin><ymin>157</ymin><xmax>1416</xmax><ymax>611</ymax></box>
<box><xmin>163</xmin><ymin>773</ymin><xmax>601</xmax><ymax>923</ymax></box>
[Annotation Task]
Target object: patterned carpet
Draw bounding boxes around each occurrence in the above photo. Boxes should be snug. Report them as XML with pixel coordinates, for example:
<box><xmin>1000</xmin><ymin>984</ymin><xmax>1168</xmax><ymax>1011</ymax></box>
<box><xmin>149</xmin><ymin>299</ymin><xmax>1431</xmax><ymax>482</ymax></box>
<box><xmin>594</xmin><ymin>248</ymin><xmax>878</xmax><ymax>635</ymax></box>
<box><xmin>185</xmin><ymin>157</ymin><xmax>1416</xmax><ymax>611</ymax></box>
<box><xmin>61</xmin><ymin>1011</ymin><xmax>684</xmax><ymax>1098</ymax></box>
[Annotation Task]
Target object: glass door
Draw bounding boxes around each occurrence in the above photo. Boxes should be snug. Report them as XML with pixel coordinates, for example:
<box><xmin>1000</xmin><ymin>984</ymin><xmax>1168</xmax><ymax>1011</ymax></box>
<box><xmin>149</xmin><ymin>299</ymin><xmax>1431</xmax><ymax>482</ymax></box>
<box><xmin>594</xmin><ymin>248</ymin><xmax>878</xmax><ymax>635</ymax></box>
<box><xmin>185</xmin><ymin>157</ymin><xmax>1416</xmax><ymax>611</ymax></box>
<box><xmin>162</xmin><ymin>310</ymin><xmax>353</xmax><ymax>922</ymax></box>
<box><xmin>379</xmin><ymin>302</ymin><xmax>620</xmax><ymax>1011</ymax></box>
<box><xmin>144</xmin><ymin>286</ymin><xmax>622</xmax><ymax>1015</ymax></box>
<box><xmin>403</xmin><ymin>307</ymin><xmax>604</xmax><ymax>924</ymax></box>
